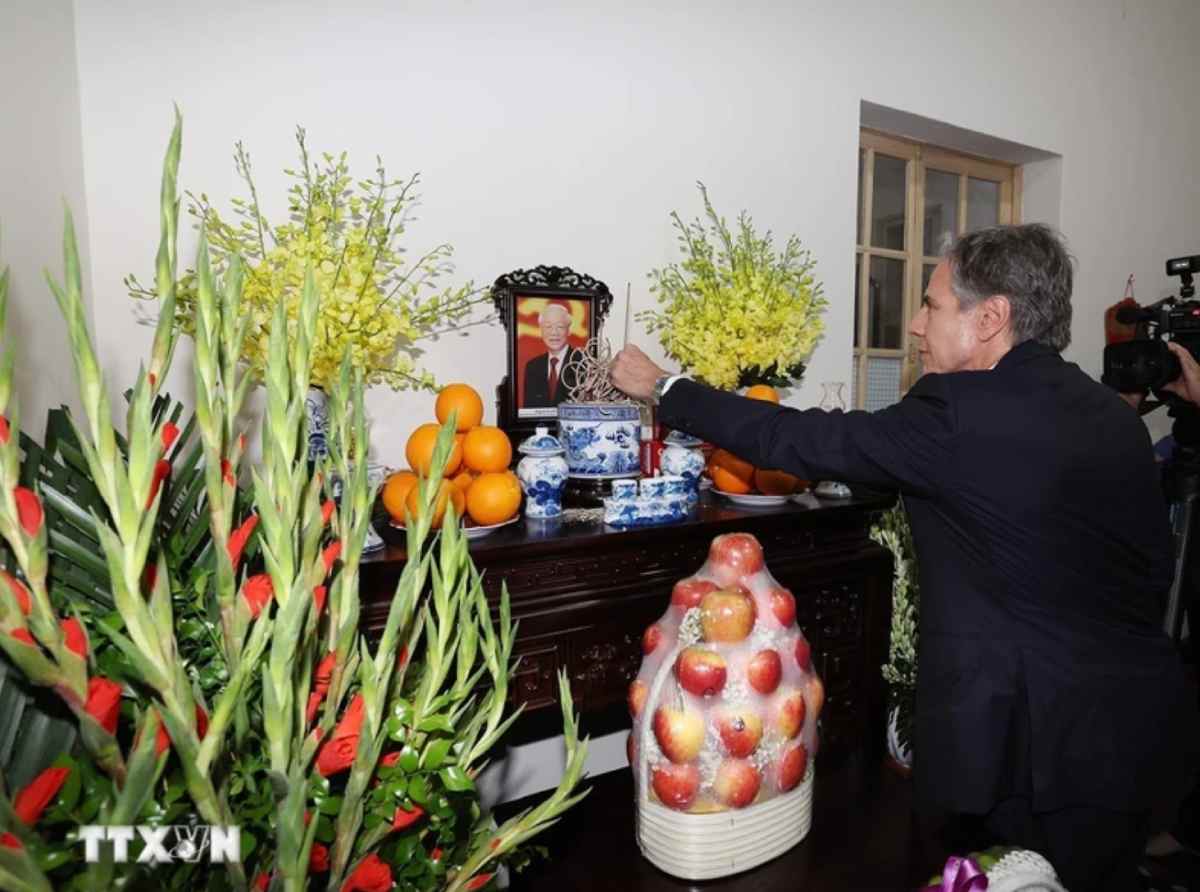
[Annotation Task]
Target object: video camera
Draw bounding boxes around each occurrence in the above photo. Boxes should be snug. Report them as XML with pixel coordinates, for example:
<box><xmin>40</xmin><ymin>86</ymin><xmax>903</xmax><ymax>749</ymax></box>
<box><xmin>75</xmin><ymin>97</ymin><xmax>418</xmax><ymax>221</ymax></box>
<box><xmin>1102</xmin><ymin>255</ymin><xmax>1200</xmax><ymax>393</ymax></box>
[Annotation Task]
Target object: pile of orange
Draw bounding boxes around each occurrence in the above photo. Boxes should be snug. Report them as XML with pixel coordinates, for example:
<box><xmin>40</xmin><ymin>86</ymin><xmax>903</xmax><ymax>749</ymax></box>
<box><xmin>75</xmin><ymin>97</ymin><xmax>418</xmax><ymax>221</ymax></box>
<box><xmin>705</xmin><ymin>385</ymin><xmax>807</xmax><ymax>495</ymax></box>
<box><xmin>381</xmin><ymin>383</ymin><xmax>522</xmax><ymax>529</ymax></box>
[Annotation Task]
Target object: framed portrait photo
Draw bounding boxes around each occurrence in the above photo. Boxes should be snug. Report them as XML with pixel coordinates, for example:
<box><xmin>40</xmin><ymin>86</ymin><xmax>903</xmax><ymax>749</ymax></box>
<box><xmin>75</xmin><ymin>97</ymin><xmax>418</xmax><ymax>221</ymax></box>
<box><xmin>491</xmin><ymin>266</ymin><xmax>613</xmax><ymax>443</ymax></box>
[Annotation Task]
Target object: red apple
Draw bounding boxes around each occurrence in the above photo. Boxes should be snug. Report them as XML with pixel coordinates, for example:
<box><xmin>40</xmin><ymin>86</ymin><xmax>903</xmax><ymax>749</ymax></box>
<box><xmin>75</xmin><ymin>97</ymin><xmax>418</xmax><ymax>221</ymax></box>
<box><xmin>777</xmin><ymin>742</ymin><xmax>809</xmax><ymax>792</ymax></box>
<box><xmin>628</xmin><ymin>680</ymin><xmax>648</xmax><ymax>718</ymax></box>
<box><xmin>715</xmin><ymin>706</ymin><xmax>763</xmax><ymax>758</ymax></box>
<box><xmin>713</xmin><ymin>758</ymin><xmax>762</xmax><ymax>808</ymax></box>
<box><xmin>643</xmin><ymin>623</ymin><xmax>663</xmax><ymax>654</ymax></box>
<box><xmin>671</xmin><ymin>577</ymin><xmax>717</xmax><ymax>611</ymax></box>
<box><xmin>769</xmin><ymin>587</ymin><xmax>796</xmax><ymax>627</ymax></box>
<box><xmin>771</xmin><ymin>688</ymin><xmax>806</xmax><ymax>739</ymax></box>
<box><xmin>675</xmin><ymin>647</ymin><xmax>728</xmax><ymax>697</ymax></box>
<box><xmin>805</xmin><ymin>675</ymin><xmax>825</xmax><ymax>722</ymax></box>
<box><xmin>708</xmin><ymin>533</ymin><xmax>765</xmax><ymax>586</ymax></box>
<box><xmin>794</xmin><ymin>637</ymin><xmax>812</xmax><ymax>671</ymax></box>
<box><xmin>746</xmin><ymin>648</ymin><xmax>782</xmax><ymax>695</ymax></box>
<box><xmin>699</xmin><ymin>590</ymin><xmax>756</xmax><ymax>643</ymax></box>
<box><xmin>651</xmin><ymin>761</ymin><xmax>701</xmax><ymax>811</ymax></box>
<box><xmin>652</xmin><ymin>705</ymin><xmax>705</xmax><ymax>763</ymax></box>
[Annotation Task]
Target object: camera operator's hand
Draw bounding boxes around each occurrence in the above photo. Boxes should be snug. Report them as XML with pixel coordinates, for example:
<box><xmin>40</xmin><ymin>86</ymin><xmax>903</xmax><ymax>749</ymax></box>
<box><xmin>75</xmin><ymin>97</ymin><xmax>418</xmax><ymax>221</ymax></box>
<box><xmin>1164</xmin><ymin>341</ymin><xmax>1200</xmax><ymax>406</ymax></box>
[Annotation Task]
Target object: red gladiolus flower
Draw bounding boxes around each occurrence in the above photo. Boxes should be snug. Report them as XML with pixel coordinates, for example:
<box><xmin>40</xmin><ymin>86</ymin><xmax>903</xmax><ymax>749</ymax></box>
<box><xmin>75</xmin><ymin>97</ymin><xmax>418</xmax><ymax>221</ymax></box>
<box><xmin>10</xmin><ymin>628</ymin><xmax>34</xmax><ymax>646</ymax></box>
<box><xmin>322</xmin><ymin>541</ymin><xmax>342</xmax><ymax>575</ymax></box>
<box><xmin>161</xmin><ymin>422</ymin><xmax>179</xmax><ymax>451</ymax></box>
<box><xmin>332</xmin><ymin>694</ymin><xmax>365</xmax><ymax>739</ymax></box>
<box><xmin>341</xmin><ymin>853</ymin><xmax>392</xmax><ymax>892</ymax></box>
<box><xmin>309</xmin><ymin>842</ymin><xmax>330</xmax><ymax>873</ymax></box>
<box><xmin>84</xmin><ymin>676</ymin><xmax>122</xmax><ymax>734</ymax></box>
<box><xmin>155</xmin><ymin>703</ymin><xmax>210</xmax><ymax>756</ymax></box>
<box><xmin>196</xmin><ymin>704</ymin><xmax>209</xmax><ymax>739</ymax></box>
<box><xmin>0</xmin><ymin>832</ymin><xmax>20</xmax><ymax>849</ymax></box>
<box><xmin>13</xmin><ymin>487</ymin><xmax>43</xmax><ymax>537</ymax></box>
<box><xmin>1</xmin><ymin>571</ymin><xmax>31</xmax><ymax>615</ymax></box>
<box><xmin>242</xmin><ymin>574</ymin><xmax>274</xmax><ymax>618</ymax></box>
<box><xmin>465</xmin><ymin>874</ymin><xmax>495</xmax><ymax>891</ymax></box>
<box><xmin>147</xmin><ymin>458</ymin><xmax>172</xmax><ymax>508</ymax></box>
<box><xmin>431</xmin><ymin>847</ymin><xmax>443</xmax><ymax>862</ymax></box>
<box><xmin>312</xmin><ymin>585</ymin><xmax>327</xmax><ymax>615</ymax></box>
<box><xmin>305</xmin><ymin>692</ymin><xmax>323</xmax><ymax>725</ymax></box>
<box><xmin>252</xmin><ymin>872</ymin><xmax>270</xmax><ymax>891</ymax></box>
<box><xmin>316</xmin><ymin>734</ymin><xmax>358</xmax><ymax>776</ymax></box>
<box><xmin>392</xmin><ymin>803</ymin><xmax>424</xmax><ymax>831</ymax></box>
<box><xmin>227</xmin><ymin>514</ymin><xmax>258</xmax><ymax>570</ymax></box>
<box><xmin>60</xmin><ymin>617</ymin><xmax>87</xmax><ymax>657</ymax></box>
<box><xmin>314</xmin><ymin>652</ymin><xmax>336</xmax><ymax>693</ymax></box>
<box><xmin>220</xmin><ymin>459</ymin><xmax>236</xmax><ymax>488</ymax></box>
<box><xmin>12</xmin><ymin>765</ymin><xmax>69</xmax><ymax>825</ymax></box>
<box><xmin>381</xmin><ymin>751</ymin><xmax>400</xmax><ymax>768</ymax></box>
<box><xmin>321</xmin><ymin>500</ymin><xmax>335</xmax><ymax>526</ymax></box>
<box><xmin>0</xmin><ymin>416</ymin><xmax>9</xmax><ymax>445</ymax></box>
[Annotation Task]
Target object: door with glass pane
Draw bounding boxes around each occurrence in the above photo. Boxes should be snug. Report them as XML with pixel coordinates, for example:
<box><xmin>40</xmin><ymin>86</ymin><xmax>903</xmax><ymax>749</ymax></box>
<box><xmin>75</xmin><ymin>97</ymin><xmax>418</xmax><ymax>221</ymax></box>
<box><xmin>854</xmin><ymin>130</ymin><xmax>1018</xmax><ymax>410</ymax></box>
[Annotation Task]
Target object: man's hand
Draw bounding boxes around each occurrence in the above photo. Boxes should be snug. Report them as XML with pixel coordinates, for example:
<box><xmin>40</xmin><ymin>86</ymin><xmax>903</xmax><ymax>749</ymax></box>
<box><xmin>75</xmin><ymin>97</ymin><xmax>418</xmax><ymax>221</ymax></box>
<box><xmin>1164</xmin><ymin>341</ymin><xmax>1200</xmax><ymax>406</ymax></box>
<box><xmin>611</xmin><ymin>344</ymin><xmax>669</xmax><ymax>401</ymax></box>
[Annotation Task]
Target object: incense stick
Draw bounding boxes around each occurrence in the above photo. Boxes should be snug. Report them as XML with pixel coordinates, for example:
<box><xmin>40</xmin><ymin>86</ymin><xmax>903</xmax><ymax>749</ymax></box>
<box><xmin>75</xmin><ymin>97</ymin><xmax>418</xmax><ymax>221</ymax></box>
<box><xmin>623</xmin><ymin>283</ymin><xmax>631</xmax><ymax>348</ymax></box>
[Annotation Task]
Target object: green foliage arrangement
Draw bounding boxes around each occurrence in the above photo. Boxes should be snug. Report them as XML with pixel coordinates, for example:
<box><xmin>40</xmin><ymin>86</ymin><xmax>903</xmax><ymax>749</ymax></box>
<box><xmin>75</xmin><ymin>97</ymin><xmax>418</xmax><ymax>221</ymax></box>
<box><xmin>869</xmin><ymin>500</ymin><xmax>919</xmax><ymax>755</ymax></box>
<box><xmin>638</xmin><ymin>182</ymin><xmax>828</xmax><ymax>390</ymax></box>
<box><xmin>0</xmin><ymin>113</ymin><xmax>586</xmax><ymax>892</ymax></box>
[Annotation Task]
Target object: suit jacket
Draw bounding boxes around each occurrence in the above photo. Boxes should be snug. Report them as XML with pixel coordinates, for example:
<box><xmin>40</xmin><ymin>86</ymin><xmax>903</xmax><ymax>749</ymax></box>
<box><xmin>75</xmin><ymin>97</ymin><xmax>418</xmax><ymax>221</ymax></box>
<box><xmin>660</xmin><ymin>340</ymin><xmax>1196</xmax><ymax>815</ymax></box>
<box><xmin>523</xmin><ymin>347</ymin><xmax>582</xmax><ymax>409</ymax></box>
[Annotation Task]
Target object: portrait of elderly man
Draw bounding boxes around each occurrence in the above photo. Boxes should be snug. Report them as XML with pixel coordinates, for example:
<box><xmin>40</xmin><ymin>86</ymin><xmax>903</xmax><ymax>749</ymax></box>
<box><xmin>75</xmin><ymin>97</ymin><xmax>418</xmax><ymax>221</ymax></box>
<box><xmin>612</xmin><ymin>223</ymin><xmax>1198</xmax><ymax>892</ymax></box>
<box><xmin>521</xmin><ymin>301</ymin><xmax>584</xmax><ymax>410</ymax></box>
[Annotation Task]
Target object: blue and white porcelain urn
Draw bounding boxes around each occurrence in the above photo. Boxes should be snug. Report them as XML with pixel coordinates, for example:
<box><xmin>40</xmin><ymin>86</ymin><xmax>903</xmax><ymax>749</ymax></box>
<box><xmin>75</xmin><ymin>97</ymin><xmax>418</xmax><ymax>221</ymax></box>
<box><xmin>517</xmin><ymin>426</ymin><xmax>569</xmax><ymax>518</ymax></box>
<box><xmin>557</xmin><ymin>402</ymin><xmax>642</xmax><ymax>481</ymax></box>
<box><xmin>660</xmin><ymin>430</ymin><xmax>706</xmax><ymax>503</ymax></box>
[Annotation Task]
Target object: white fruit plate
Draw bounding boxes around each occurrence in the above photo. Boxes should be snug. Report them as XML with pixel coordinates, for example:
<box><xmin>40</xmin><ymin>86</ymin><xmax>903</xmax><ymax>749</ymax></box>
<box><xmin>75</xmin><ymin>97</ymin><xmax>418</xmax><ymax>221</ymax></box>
<box><xmin>462</xmin><ymin>516</ymin><xmax>520</xmax><ymax>539</ymax></box>
<box><xmin>713</xmin><ymin>489</ymin><xmax>791</xmax><ymax>507</ymax></box>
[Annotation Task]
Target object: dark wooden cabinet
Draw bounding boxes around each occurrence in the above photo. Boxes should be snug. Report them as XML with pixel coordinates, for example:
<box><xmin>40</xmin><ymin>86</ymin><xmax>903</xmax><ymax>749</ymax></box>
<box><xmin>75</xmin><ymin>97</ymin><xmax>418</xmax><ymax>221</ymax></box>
<box><xmin>360</xmin><ymin>490</ymin><xmax>895</xmax><ymax>762</ymax></box>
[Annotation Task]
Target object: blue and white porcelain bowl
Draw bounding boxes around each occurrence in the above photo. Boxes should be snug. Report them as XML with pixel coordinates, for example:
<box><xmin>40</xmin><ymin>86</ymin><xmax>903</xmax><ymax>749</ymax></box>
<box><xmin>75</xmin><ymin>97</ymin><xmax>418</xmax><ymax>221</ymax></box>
<box><xmin>661</xmin><ymin>430</ymin><xmax>706</xmax><ymax>503</ymax></box>
<box><xmin>516</xmin><ymin>426</ymin><xmax>569</xmax><ymax>519</ymax></box>
<box><xmin>558</xmin><ymin>402</ymin><xmax>641</xmax><ymax>480</ymax></box>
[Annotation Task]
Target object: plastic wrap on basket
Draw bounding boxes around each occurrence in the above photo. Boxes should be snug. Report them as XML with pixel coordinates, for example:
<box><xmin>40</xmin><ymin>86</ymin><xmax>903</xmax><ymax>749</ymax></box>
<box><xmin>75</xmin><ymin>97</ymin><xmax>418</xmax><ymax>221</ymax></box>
<box><xmin>630</xmin><ymin>532</ymin><xmax>821</xmax><ymax>880</ymax></box>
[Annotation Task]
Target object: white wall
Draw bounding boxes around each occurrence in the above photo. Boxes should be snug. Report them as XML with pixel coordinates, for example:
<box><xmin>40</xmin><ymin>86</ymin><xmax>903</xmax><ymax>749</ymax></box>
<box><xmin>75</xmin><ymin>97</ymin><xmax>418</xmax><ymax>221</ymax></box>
<box><xmin>0</xmin><ymin>0</ymin><xmax>91</xmax><ymax>429</ymax></box>
<box><xmin>58</xmin><ymin>0</ymin><xmax>1200</xmax><ymax>799</ymax></box>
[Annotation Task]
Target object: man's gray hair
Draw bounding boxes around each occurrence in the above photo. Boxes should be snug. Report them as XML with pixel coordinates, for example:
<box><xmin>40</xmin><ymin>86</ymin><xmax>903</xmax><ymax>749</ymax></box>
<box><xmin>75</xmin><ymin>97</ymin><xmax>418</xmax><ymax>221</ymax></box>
<box><xmin>945</xmin><ymin>223</ymin><xmax>1074</xmax><ymax>352</ymax></box>
<box><xmin>539</xmin><ymin>303</ymin><xmax>571</xmax><ymax>324</ymax></box>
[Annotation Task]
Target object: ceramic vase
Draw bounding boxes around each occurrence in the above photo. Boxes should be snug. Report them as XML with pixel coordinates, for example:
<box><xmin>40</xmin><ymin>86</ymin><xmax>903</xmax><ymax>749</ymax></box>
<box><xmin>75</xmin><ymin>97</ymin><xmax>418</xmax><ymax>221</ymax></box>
<box><xmin>516</xmin><ymin>427</ymin><xmax>569</xmax><ymax>518</ymax></box>
<box><xmin>557</xmin><ymin>402</ymin><xmax>641</xmax><ymax>480</ymax></box>
<box><xmin>660</xmin><ymin>430</ymin><xmax>706</xmax><ymax>503</ymax></box>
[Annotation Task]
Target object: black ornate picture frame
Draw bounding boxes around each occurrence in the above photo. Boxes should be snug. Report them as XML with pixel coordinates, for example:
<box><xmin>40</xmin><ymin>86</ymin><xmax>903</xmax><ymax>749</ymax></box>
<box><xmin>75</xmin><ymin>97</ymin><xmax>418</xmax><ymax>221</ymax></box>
<box><xmin>491</xmin><ymin>265</ymin><xmax>614</xmax><ymax>445</ymax></box>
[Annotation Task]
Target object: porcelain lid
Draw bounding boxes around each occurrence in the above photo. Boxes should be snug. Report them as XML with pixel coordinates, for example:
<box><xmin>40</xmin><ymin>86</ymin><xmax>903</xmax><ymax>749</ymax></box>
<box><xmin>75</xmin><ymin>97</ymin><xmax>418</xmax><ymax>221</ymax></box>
<box><xmin>663</xmin><ymin>429</ymin><xmax>703</xmax><ymax>448</ymax></box>
<box><xmin>519</xmin><ymin>426</ymin><xmax>565</xmax><ymax>456</ymax></box>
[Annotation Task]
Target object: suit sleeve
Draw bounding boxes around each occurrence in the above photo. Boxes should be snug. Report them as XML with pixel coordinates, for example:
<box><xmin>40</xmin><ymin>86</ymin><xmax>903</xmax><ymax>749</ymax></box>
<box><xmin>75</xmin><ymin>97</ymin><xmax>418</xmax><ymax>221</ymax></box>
<box><xmin>658</xmin><ymin>375</ymin><xmax>957</xmax><ymax>497</ymax></box>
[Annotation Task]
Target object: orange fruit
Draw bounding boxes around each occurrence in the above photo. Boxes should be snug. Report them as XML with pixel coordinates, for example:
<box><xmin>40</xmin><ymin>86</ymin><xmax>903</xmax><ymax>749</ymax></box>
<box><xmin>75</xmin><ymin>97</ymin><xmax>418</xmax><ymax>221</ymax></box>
<box><xmin>450</xmin><ymin>468</ymin><xmax>478</xmax><ymax>494</ymax></box>
<box><xmin>462</xmin><ymin>426</ymin><xmax>512</xmax><ymax>473</ymax></box>
<box><xmin>406</xmin><ymin>423</ymin><xmax>463</xmax><ymax>476</ymax></box>
<box><xmin>754</xmin><ymin>468</ymin><xmax>800</xmax><ymax>495</ymax></box>
<box><xmin>466</xmin><ymin>471</ymin><xmax>522</xmax><ymax>526</ymax></box>
<box><xmin>709</xmin><ymin>449</ymin><xmax>755</xmax><ymax>495</ymax></box>
<box><xmin>381</xmin><ymin>470</ymin><xmax>419</xmax><ymax>522</ymax></box>
<box><xmin>436</xmin><ymin>383</ymin><xmax>484</xmax><ymax>432</ymax></box>
<box><xmin>404</xmin><ymin>478</ymin><xmax>465</xmax><ymax>529</ymax></box>
<box><xmin>745</xmin><ymin>385</ymin><xmax>780</xmax><ymax>403</ymax></box>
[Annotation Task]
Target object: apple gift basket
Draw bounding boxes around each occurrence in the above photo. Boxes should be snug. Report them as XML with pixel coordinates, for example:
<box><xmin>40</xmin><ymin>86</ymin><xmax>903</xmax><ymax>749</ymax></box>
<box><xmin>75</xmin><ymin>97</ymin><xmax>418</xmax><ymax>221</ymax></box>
<box><xmin>630</xmin><ymin>533</ymin><xmax>823</xmax><ymax>880</ymax></box>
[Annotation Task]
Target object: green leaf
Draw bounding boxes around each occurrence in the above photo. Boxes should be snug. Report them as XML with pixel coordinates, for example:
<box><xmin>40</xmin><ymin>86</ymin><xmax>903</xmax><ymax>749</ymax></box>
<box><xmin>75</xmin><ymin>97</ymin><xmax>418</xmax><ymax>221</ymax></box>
<box><xmin>391</xmin><ymin>699</ymin><xmax>413</xmax><ymax>726</ymax></box>
<box><xmin>315</xmin><ymin>815</ymin><xmax>335</xmax><ymax>843</ymax></box>
<box><xmin>35</xmin><ymin>847</ymin><xmax>73</xmax><ymax>872</ymax></box>
<box><xmin>398</xmin><ymin>745</ymin><xmax>420</xmax><ymax>774</ymax></box>
<box><xmin>55</xmin><ymin>760</ymin><xmax>81</xmax><ymax>813</ymax></box>
<box><xmin>317</xmin><ymin>794</ymin><xmax>341</xmax><ymax>815</ymax></box>
<box><xmin>240</xmin><ymin>829</ymin><xmax>257</xmax><ymax>859</ymax></box>
<box><xmin>408</xmin><ymin>774</ymin><xmax>430</xmax><ymax>805</ymax></box>
<box><xmin>439</xmin><ymin>766</ymin><xmax>474</xmax><ymax>793</ymax></box>
<box><xmin>421</xmin><ymin>737</ymin><xmax>453</xmax><ymax>770</ymax></box>
<box><xmin>416</xmin><ymin>714</ymin><xmax>454</xmax><ymax>734</ymax></box>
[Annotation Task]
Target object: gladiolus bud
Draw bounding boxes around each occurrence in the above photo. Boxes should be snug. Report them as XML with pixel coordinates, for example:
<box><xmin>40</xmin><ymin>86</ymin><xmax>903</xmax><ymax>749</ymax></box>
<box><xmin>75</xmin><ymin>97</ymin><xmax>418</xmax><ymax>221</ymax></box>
<box><xmin>60</xmin><ymin>617</ymin><xmax>87</xmax><ymax>657</ymax></box>
<box><xmin>321</xmin><ymin>500</ymin><xmax>335</xmax><ymax>525</ymax></box>
<box><xmin>10</xmin><ymin>628</ymin><xmax>34</xmax><ymax>646</ymax></box>
<box><xmin>309</xmin><ymin>842</ymin><xmax>329</xmax><ymax>872</ymax></box>
<box><xmin>1</xmin><ymin>570</ymin><xmax>31</xmax><ymax>615</ymax></box>
<box><xmin>220</xmin><ymin>459</ymin><xmax>236</xmax><ymax>488</ymax></box>
<box><xmin>253</xmin><ymin>873</ymin><xmax>270</xmax><ymax>891</ymax></box>
<box><xmin>161</xmin><ymin>422</ymin><xmax>180</xmax><ymax>451</ymax></box>
<box><xmin>147</xmin><ymin>458</ymin><xmax>171</xmax><ymax>508</ymax></box>
<box><xmin>84</xmin><ymin>676</ymin><xmax>122</xmax><ymax>735</ymax></box>
<box><xmin>227</xmin><ymin>514</ymin><xmax>258</xmax><ymax>570</ymax></box>
<box><xmin>13</xmin><ymin>487</ymin><xmax>43</xmax><ymax>537</ymax></box>
<box><xmin>322</xmin><ymin>541</ymin><xmax>342</xmax><ymax>575</ymax></box>
<box><xmin>0</xmin><ymin>832</ymin><xmax>20</xmax><ymax>849</ymax></box>
<box><xmin>0</xmin><ymin>416</ymin><xmax>9</xmax><ymax>445</ymax></box>
<box><xmin>12</xmin><ymin>766</ymin><xmax>70</xmax><ymax>826</ymax></box>
<box><xmin>242</xmin><ymin>574</ymin><xmax>274</xmax><ymax>618</ymax></box>
<box><xmin>313</xmin><ymin>585</ymin><xmax>327</xmax><ymax>615</ymax></box>
<box><xmin>155</xmin><ymin>703</ymin><xmax>210</xmax><ymax>756</ymax></box>
<box><xmin>466</xmin><ymin>874</ymin><xmax>495</xmax><ymax>891</ymax></box>
<box><xmin>392</xmin><ymin>803</ymin><xmax>424</xmax><ymax>831</ymax></box>
<box><xmin>314</xmin><ymin>652</ymin><xmax>336</xmax><ymax>693</ymax></box>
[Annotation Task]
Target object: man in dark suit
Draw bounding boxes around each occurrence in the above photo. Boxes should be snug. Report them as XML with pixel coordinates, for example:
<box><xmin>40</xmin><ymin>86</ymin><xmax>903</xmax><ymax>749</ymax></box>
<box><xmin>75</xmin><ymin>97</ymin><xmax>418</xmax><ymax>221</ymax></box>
<box><xmin>522</xmin><ymin>302</ymin><xmax>582</xmax><ymax>409</ymax></box>
<box><xmin>612</xmin><ymin>224</ymin><xmax>1196</xmax><ymax>891</ymax></box>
